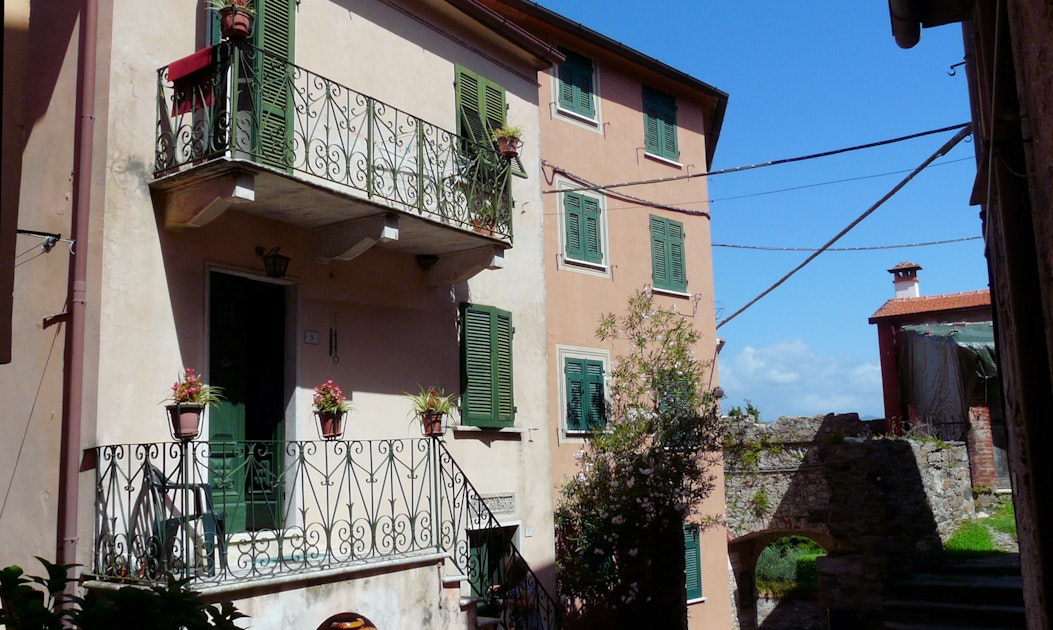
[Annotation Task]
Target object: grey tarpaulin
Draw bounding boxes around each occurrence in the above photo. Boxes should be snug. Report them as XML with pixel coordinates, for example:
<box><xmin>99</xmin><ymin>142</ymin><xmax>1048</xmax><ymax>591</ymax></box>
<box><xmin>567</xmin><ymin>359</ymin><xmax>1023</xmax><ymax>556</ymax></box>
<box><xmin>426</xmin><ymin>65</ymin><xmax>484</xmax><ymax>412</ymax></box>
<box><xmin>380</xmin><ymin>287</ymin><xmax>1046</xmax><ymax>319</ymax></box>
<box><xmin>898</xmin><ymin>322</ymin><xmax>998</xmax><ymax>440</ymax></box>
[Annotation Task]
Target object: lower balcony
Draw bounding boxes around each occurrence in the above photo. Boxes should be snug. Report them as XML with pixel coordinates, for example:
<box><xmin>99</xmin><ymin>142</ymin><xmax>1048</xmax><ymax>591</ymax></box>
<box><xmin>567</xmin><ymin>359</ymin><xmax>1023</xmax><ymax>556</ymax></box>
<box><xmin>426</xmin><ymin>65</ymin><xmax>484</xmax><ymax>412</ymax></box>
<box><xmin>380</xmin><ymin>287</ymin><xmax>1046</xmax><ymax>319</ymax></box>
<box><xmin>91</xmin><ymin>438</ymin><xmax>559</xmax><ymax>628</ymax></box>
<box><xmin>150</xmin><ymin>41</ymin><xmax>512</xmax><ymax>272</ymax></box>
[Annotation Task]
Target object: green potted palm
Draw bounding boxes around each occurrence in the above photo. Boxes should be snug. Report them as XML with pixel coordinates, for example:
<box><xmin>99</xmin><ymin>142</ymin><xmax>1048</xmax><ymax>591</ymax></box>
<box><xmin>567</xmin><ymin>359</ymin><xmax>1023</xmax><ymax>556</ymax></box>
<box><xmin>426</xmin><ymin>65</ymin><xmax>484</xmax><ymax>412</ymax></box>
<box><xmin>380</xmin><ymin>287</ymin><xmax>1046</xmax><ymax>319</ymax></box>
<box><xmin>491</xmin><ymin>124</ymin><xmax>523</xmax><ymax>158</ymax></box>
<box><xmin>164</xmin><ymin>367</ymin><xmax>223</xmax><ymax>440</ymax></box>
<box><xmin>406</xmin><ymin>386</ymin><xmax>457</xmax><ymax>437</ymax></box>
<box><xmin>313</xmin><ymin>380</ymin><xmax>352</xmax><ymax>440</ymax></box>
<box><xmin>206</xmin><ymin>0</ymin><xmax>255</xmax><ymax>39</ymax></box>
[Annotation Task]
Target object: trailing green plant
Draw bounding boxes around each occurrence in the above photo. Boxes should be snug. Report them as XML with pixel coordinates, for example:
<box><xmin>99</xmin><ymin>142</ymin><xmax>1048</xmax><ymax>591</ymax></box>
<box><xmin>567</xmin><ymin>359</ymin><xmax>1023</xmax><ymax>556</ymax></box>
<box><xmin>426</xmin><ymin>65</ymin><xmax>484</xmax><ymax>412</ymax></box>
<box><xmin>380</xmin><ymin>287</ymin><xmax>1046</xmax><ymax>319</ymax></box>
<box><xmin>971</xmin><ymin>484</ymin><xmax>994</xmax><ymax>497</ymax></box>
<box><xmin>1</xmin><ymin>558</ymin><xmax>246</xmax><ymax>629</ymax></box>
<box><xmin>555</xmin><ymin>290</ymin><xmax>721</xmax><ymax>627</ymax></box>
<box><xmin>749</xmin><ymin>489</ymin><xmax>771</xmax><ymax>519</ymax></box>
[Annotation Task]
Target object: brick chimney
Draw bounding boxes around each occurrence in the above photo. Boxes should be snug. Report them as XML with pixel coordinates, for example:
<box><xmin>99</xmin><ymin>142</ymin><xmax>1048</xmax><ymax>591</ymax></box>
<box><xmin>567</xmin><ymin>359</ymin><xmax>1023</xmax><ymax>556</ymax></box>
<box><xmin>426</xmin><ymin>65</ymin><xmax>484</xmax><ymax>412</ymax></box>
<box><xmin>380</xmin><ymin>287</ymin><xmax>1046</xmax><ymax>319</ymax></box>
<box><xmin>888</xmin><ymin>261</ymin><xmax>922</xmax><ymax>298</ymax></box>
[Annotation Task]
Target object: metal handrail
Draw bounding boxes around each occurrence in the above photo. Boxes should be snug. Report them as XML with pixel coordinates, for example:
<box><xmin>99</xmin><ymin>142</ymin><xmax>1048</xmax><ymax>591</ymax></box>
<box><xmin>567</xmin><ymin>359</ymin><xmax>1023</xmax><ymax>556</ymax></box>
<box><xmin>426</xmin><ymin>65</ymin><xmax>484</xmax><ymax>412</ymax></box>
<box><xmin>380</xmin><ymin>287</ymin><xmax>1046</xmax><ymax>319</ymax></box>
<box><xmin>92</xmin><ymin>438</ymin><xmax>559</xmax><ymax>627</ymax></box>
<box><xmin>154</xmin><ymin>41</ymin><xmax>513</xmax><ymax>238</ymax></box>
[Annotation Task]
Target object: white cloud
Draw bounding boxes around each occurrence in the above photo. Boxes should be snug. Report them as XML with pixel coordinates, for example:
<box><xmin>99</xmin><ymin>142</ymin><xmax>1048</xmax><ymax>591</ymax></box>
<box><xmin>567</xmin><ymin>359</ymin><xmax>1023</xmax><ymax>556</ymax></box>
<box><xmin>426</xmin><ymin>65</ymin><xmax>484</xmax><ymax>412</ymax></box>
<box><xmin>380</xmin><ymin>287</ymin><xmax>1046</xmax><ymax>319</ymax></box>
<box><xmin>718</xmin><ymin>339</ymin><xmax>883</xmax><ymax>420</ymax></box>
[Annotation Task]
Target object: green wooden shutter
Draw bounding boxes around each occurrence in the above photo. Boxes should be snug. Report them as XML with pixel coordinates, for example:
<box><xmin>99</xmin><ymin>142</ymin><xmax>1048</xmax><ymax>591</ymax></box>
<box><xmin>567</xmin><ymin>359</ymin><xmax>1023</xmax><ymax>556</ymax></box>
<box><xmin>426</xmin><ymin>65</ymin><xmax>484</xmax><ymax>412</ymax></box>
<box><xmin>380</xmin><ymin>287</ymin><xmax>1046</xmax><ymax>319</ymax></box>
<box><xmin>667</xmin><ymin>219</ymin><xmax>686</xmax><ymax>291</ymax></box>
<box><xmin>643</xmin><ymin>86</ymin><xmax>678</xmax><ymax>161</ymax></box>
<box><xmin>456</xmin><ymin>66</ymin><xmax>506</xmax><ymax>144</ymax></box>
<box><xmin>584</xmin><ymin>359</ymin><xmax>606</xmax><ymax>429</ymax></box>
<box><xmin>684</xmin><ymin>524</ymin><xmax>703</xmax><ymax>600</ymax></box>
<box><xmin>564</xmin><ymin>193</ymin><xmax>584</xmax><ymax>260</ymax></box>
<box><xmin>581</xmin><ymin>195</ymin><xmax>602</xmax><ymax>263</ymax></box>
<box><xmin>566</xmin><ymin>358</ymin><xmax>605</xmax><ymax>431</ymax></box>
<box><xmin>650</xmin><ymin>215</ymin><xmax>670</xmax><ymax>290</ymax></box>
<box><xmin>564</xmin><ymin>192</ymin><xmax>602</xmax><ymax>264</ymax></box>
<box><xmin>494</xmin><ymin>309</ymin><xmax>514</xmax><ymax>425</ymax></box>
<box><xmin>650</xmin><ymin>215</ymin><xmax>686</xmax><ymax>292</ymax></box>
<box><xmin>462</xmin><ymin>304</ymin><xmax>514</xmax><ymax>428</ymax></box>
<box><xmin>557</xmin><ymin>50</ymin><xmax>595</xmax><ymax>118</ymax></box>
<box><xmin>254</xmin><ymin>0</ymin><xmax>295</xmax><ymax>170</ymax></box>
<box><xmin>565</xmin><ymin>359</ymin><xmax>586</xmax><ymax>431</ymax></box>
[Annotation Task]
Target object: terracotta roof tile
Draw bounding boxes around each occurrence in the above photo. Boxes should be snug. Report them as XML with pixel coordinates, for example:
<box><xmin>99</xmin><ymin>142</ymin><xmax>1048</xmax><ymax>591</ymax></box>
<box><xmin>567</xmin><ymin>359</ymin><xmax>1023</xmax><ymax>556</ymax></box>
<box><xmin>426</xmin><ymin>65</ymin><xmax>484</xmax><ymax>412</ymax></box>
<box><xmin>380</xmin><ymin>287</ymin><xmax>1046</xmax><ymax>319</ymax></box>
<box><xmin>869</xmin><ymin>289</ymin><xmax>990</xmax><ymax>321</ymax></box>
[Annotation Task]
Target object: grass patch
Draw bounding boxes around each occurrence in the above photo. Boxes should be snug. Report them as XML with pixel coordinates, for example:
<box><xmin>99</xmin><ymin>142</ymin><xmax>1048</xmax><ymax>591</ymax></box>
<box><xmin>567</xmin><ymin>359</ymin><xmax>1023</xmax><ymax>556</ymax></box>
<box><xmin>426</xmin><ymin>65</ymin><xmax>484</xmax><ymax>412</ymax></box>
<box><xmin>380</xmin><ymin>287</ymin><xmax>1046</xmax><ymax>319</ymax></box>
<box><xmin>986</xmin><ymin>500</ymin><xmax>1017</xmax><ymax>537</ymax></box>
<box><xmin>946</xmin><ymin>521</ymin><xmax>995</xmax><ymax>552</ymax></box>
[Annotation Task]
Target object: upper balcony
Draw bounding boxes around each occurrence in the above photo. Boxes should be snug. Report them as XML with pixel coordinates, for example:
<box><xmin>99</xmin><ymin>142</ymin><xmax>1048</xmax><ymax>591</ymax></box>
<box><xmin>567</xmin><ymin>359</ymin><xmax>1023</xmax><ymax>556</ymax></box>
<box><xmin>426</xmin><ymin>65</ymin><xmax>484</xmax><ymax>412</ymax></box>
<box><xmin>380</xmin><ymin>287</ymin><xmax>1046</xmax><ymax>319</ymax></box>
<box><xmin>151</xmin><ymin>41</ymin><xmax>512</xmax><ymax>274</ymax></box>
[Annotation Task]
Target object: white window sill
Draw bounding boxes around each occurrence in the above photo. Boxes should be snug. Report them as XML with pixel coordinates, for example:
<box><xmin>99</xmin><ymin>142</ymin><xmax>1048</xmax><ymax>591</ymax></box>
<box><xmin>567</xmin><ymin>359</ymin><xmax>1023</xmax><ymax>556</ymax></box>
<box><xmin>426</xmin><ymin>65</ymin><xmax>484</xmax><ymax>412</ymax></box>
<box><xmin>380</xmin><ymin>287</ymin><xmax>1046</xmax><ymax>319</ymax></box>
<box><xmin>452</xmin><ymin>425</ymin><xmax>527</xmax><ymax>434</ymax></box>
<box><xmin>687</xmin><ymin>596</ymin><xmax>707</xmax><ymax>605</ymax></box>
<box><xmin>556</xmin><ymin>106</ymin><xmax>599</xmax><ymax>127</ymax></box>
<box><xmin>644</xmin><ymin>152</ymin><xmax>683</xmax><ymax>168</ymax></box>
<box><xmin>562</xmin><ymin>257</ymin><xmax>608</xmax><ymax>273</ymax></box>
<box><xmin>652</xmin><ymin>287</ymin><xmax>691</xmax><ymax>299</ymax></box>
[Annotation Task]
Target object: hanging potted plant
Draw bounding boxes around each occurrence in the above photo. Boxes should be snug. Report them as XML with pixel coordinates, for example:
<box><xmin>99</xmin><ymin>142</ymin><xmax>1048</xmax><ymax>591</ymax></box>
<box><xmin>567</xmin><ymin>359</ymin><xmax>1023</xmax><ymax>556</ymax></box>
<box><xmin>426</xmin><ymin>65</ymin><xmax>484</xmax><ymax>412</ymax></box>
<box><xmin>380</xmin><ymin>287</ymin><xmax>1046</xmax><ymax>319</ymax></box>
<box><xmin>406</xmin><ymin>386</ymin><xmax>458</xmax><ymax>437</ymax></box>
<box><xmin>207</xmin><ymin>0</ymin><xmax>255</xmax><ymax>39</ymax></box>
<box><xmin>491</xmin><ymin>124</ymin><xmax>523</xmax><ymax>158</ymax></box>
<box><xmin>164</xmin><ymin>367</ymin><xmax>224</xmax><ymax>441</ymax></box>
<box><xmin>313</xmin><ymin>380</ymin><xmax>352</xmax><ymax>440</ymax></box>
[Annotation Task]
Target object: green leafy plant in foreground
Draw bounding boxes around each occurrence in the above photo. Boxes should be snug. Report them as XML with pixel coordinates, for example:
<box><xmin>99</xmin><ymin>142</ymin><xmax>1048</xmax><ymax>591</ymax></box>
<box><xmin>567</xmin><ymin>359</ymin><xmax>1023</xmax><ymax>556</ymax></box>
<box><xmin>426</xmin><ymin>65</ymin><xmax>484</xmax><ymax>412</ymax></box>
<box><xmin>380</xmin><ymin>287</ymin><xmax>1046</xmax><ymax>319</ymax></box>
<box><xmin>1</xmin><ymin>558</ymin><xmax>246</xmax><ymax>630</ymax></box>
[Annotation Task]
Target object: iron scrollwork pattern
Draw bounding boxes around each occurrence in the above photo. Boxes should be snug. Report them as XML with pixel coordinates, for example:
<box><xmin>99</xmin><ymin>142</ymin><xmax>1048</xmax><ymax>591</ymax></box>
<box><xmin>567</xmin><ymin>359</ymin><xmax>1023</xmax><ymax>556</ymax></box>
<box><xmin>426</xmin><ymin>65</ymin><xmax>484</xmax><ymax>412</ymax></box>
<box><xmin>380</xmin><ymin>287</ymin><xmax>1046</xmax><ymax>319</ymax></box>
<box><xmin>155</xmin><ymin>41</ymin><xmax>513</xmax><ymax>239</ymax></box>
<box><xmin>93</xmin><ymin>439</ymin><xmax>559</xmax><ymax>628</ymax></box>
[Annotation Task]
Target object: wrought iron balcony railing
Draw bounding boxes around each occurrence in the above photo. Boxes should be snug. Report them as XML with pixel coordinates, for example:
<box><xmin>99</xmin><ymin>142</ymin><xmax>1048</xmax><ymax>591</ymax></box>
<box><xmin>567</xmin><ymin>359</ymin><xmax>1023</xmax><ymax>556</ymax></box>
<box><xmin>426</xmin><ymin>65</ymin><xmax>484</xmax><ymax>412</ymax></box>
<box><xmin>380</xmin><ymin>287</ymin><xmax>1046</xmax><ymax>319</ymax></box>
<box><xmin>93</xmin><ymin>439</ymin><xmax>558</xmax><ymax>628</ymax></box>
<box><xmin>155</xmin><ymin>41</ymin><xmax>513</xmax><ymax>238</ymax></box>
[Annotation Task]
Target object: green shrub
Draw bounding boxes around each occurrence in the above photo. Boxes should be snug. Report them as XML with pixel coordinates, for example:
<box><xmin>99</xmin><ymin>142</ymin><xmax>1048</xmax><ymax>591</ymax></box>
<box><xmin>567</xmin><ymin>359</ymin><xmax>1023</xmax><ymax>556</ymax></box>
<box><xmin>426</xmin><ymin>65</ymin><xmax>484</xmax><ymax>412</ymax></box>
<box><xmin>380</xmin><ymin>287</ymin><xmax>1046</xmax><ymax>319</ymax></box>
<box><xmin>795</xmin><ymin>554</ymin><xmax>821</xmax><ymax>590</ymax></box>
<box><xmin>755</xmin><ymin>536</ymin><xmax>827</xmax><ymax>594</ymax></box>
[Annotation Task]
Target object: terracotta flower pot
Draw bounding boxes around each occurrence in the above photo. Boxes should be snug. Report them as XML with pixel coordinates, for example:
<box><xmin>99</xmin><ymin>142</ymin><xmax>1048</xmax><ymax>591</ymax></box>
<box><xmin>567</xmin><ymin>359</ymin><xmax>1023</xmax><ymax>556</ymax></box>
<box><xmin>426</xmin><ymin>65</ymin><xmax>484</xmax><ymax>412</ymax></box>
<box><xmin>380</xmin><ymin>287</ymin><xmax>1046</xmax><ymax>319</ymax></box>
<box><xmin>219</xmin><ymin>6</ymin><xmax>254</xmax><ymax>39</ymax></box>
<box><xmin>166</xmin><ymin>403</ymin><xmax>204</xmax><ymax>440</ymax></box>
<box><xmin>420</xmin><ymin>411</ymin><xmax>445</xmax><ymax>437</ymax></box>
<box><xmin>496</xmin><ymin>136</ymin><xmax>520</xmax><ymax>158</ymax></box>
<box><xmin>317</xmin><ymin>411</ymin><xmax>346</xmax><ymax>440</ymax></box>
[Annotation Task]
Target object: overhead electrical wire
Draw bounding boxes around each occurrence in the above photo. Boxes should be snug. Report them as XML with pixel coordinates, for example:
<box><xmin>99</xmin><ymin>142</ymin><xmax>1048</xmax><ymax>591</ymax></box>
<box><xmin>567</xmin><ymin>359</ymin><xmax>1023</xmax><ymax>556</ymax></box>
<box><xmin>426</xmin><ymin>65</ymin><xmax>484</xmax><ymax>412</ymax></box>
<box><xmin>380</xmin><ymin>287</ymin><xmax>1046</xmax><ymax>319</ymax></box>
<box><xmin>716</xmin><ymin>125</ymin><xmax>972</xmax><ymax>330</ymax></box>
<box><xmin>543</xmin><ymin>122</ymin><xmax>971</xmax><ymax>196</ymax></box>
<box><xmin>713</xmin><ymin>235</ymin><xmax>982</xmax><ymax>252</ymax></box>
<box><xmin>563</xmin><ymin>155</ymin><xmax>974</xmax><ymax>216</ymax></box>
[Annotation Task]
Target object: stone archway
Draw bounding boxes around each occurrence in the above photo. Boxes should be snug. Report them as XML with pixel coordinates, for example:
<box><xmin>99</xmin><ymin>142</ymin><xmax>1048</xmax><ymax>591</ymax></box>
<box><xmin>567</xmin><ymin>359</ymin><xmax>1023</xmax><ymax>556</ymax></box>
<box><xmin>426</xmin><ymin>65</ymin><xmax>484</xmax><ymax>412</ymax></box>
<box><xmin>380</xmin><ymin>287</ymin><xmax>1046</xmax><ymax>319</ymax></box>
<box><xmin>729</xmin><ymin>529</ymin><xmax>836</xmax><ymax>630</ymax></box>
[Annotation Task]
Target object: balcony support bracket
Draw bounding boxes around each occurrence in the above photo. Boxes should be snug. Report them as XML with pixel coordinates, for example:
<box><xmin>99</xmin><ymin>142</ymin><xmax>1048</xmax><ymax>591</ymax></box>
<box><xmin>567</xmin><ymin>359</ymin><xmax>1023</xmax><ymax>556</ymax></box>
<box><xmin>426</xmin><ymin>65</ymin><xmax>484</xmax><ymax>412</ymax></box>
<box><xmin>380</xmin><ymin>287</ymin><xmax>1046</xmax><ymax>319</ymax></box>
<box><xmin>424</xmin><ymin>246</ymin><xmax>505</xmax><ymax>286</ymax></box>
<box><xmin>315</xmin><ymin>214</ymin><xmax>399</xmax><ymax>263</ymax></box>
<box><xmin>161</xmin><ymin>172</ymin><xmax>255</xmax><ymax>230</ymax></box>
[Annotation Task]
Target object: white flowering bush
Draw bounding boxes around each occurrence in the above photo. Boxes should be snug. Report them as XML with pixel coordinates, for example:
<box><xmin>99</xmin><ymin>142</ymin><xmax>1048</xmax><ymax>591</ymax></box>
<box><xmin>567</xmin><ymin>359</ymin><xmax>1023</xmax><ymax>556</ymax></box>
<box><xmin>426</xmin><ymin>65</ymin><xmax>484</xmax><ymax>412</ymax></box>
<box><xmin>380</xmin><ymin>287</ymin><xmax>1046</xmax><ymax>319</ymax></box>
<box><xmin>555</xmin><ymin>290</ymin><xmax>722</xmax><ymax>628</ymax></box>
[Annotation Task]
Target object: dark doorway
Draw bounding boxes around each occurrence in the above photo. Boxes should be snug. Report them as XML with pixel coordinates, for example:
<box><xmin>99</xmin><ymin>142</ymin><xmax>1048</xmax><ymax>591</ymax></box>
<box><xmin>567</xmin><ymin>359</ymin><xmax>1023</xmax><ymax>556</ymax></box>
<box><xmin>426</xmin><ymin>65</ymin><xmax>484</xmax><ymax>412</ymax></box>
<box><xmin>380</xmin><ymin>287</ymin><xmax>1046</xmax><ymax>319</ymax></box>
<box><xmin>208</xmin><ymin>271</ymin><xmax>287</xmax><ymax>532</ymax></box>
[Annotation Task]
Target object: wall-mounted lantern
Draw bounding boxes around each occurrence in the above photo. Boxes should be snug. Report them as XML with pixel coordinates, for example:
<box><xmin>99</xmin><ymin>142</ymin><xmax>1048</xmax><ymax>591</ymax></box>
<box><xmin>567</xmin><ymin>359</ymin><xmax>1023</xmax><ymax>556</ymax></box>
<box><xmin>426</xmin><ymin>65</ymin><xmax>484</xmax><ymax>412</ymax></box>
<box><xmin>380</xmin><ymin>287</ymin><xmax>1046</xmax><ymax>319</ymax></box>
<box><xmin>255</xmin><ymin>246</ymin><xmax>290</xmax><ymax>278</ymax></box>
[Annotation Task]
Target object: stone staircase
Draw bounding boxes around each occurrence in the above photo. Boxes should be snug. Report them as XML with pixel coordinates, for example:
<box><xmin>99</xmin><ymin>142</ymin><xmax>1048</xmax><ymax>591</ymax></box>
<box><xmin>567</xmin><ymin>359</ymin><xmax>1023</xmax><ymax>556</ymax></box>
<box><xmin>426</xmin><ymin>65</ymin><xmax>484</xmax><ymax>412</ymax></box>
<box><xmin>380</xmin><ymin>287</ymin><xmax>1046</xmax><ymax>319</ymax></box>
<box><xmin>883</xmin><ymin>554</ymin><xmax>1025</xmax><ymax>630</ymax></box>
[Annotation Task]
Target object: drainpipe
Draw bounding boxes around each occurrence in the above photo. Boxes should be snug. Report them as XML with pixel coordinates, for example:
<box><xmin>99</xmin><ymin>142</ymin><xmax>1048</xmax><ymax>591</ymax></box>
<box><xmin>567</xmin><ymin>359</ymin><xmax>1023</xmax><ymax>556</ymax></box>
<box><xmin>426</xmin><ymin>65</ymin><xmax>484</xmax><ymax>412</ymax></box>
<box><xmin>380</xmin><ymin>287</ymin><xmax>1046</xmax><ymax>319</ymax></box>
<box><xmin>57</xmin><ymin>0</ymin><xmax>98</xmax><ymax>591</ymax></box>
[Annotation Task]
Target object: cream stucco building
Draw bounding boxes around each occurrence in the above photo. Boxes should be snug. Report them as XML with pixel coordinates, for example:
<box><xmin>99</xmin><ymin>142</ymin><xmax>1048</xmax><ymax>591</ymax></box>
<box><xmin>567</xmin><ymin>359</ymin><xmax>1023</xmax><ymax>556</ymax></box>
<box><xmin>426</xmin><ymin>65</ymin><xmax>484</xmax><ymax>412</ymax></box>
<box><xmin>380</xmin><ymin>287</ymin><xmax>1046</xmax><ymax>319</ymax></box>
<box><xmin>3</xmin><ymin>1</ymin><xmax>564</xmax><ymax>627</ymax></box>
<box><xmin>3</xmin><ymin>1</ymin><xmax>735</xmax><ymax>628</ymax></box>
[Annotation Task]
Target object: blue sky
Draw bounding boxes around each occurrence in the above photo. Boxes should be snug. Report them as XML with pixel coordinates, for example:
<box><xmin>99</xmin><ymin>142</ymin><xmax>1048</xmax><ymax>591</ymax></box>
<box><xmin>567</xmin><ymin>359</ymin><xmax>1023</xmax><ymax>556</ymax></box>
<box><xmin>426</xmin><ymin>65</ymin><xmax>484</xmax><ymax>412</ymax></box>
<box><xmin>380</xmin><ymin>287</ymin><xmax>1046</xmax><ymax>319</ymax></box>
<box><xmin>535</xmin><ymin>1</ymin><xmax>989</xmax><ymax>420</ymax></box>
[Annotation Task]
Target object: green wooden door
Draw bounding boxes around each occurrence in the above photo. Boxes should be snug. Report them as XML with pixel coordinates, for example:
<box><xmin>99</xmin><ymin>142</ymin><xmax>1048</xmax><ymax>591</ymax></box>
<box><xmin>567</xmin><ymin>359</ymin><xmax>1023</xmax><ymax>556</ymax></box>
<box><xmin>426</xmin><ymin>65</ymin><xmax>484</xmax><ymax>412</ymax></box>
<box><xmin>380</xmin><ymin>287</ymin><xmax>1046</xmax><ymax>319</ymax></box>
<box><xmin>208</xmin><ymin>272</ymin><xmax>286</xmax><ymax>532</ymax></box>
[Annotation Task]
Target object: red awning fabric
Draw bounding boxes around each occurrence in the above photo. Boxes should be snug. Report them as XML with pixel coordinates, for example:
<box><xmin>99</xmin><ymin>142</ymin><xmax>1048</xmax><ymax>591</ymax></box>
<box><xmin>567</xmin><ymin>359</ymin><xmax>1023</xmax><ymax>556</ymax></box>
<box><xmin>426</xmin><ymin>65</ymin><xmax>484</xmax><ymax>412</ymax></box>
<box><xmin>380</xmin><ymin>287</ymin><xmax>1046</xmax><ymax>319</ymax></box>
<box><xmin>169</xmin><ymin>46</ymin><xmax>214</xmax><ymax>82</ymax></box>
<box><xmin>169</xmin><ymin>47</ymin><xmax>216</xmax><ymax>116</ymax></box>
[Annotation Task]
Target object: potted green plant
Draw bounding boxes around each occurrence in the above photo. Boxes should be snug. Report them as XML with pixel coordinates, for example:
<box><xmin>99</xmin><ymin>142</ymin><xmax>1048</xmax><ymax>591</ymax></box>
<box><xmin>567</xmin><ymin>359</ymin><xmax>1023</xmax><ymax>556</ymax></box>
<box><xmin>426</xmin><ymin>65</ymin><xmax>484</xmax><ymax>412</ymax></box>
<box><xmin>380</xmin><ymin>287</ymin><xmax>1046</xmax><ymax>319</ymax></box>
<box><xmin>313</xmin><ymin>380</ymin><xmax>352</xmax><ymax>440</ymax></box>
<box><xmin>406</xmin><ymin>386</ymin><xmax>457</xmax><ymax>437</ymax></box>
<box><xmin>491</xmin><ymin>124</ymin><xmax>523</xmax><ymax>158</ymax></box>
<box><xmin>164</xmin><ymin>367</ymin><xmax>223</xmax><ymax>440</ymax></box>
<box><xmin>206</xmin><ymin>0</ymin><xmax>255</xmax><ymax>39</ymax></box>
